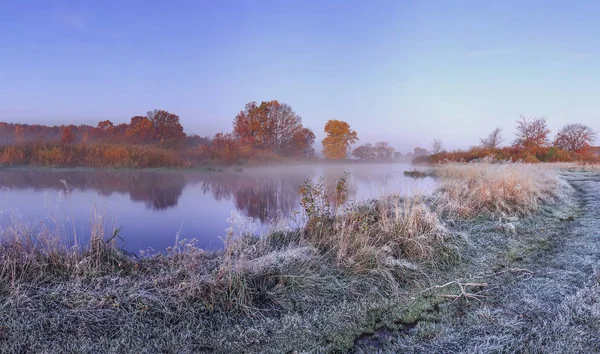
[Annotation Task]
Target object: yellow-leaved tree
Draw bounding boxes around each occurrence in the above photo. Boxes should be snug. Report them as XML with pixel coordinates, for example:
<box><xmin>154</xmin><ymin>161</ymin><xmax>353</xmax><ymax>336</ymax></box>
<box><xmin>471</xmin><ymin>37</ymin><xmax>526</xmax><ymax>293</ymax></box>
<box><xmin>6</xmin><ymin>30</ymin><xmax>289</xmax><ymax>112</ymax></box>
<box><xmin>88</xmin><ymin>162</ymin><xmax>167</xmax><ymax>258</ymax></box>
<box><xmin>322</xmin><ymin>120</ymin><xmax>358</xmax><ymax>160</ymax></box>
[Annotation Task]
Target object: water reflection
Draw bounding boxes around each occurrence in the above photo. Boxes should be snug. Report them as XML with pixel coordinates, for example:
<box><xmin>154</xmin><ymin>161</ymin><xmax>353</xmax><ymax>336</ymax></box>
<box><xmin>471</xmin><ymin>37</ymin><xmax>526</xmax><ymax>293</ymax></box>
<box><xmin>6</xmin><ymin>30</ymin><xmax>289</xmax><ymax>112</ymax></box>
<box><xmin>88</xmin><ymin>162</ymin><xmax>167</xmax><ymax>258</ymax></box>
<box><xmin>0</xmin><ymin>168</ymin><xmax>313</xmax><ymax>220</ymax></box>
<box><xmin>0</xmin><ymin>169</ymin><xmax>188</xmax><ymax>211</ymax></box>
<box><xmin>0</xmin><ymin>164</ymin><xmax>436</xmax><ymax>251</ymax></box>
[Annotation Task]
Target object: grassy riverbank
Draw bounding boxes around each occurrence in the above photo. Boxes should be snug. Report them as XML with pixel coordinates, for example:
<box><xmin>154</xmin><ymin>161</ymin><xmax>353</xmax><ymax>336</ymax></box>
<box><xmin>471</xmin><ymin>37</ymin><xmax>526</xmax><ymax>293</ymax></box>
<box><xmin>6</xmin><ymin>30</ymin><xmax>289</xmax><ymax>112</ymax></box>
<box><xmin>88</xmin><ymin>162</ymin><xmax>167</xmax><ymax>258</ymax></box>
<box><xmin>0</xmin><ymin>163</ymin><xmax>568</xmax><ymax>352</ymax></box>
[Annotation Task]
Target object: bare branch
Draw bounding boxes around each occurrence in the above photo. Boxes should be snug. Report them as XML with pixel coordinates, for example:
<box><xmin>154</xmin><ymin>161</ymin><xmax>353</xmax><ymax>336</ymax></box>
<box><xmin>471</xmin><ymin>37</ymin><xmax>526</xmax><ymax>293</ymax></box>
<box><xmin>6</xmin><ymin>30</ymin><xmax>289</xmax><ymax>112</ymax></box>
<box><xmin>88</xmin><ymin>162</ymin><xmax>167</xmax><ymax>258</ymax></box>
<box><xmin>554</xmin><ymin>123</ymin><xmax>597</xmax><ymax>152</ymax></box>
<box><xmin>513</xmin><ymin>115</ymin><xmax>551</xmax><ymax>150</ymax></box>
<box><xmin>480</xmin><ymin>127</ymin><xmax>504</xmax><ymax>149</ymax></box>
<box><xmin>432</xmin><ymin>138</ymin><xmax>444</xmax><ymax>154</ymax></box>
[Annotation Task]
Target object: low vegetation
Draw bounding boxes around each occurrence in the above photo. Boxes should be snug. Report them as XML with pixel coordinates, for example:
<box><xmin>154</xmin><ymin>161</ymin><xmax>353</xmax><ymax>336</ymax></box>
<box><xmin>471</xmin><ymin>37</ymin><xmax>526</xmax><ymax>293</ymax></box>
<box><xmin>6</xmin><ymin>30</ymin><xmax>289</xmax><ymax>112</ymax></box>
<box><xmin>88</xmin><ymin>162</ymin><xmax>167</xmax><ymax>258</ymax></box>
<box><xmin>417</xmin><ymin>116</ymin><xmax>600</xmax><ymax>165</ymax></box>
<box><xmin>434</xmin><ymin>163</ymin><xmax>565</xmax><ymax>218</ymax></box>
<box><xmin>0</xmin><ymin>163</ymin><xmax>568</xmax><ymax>352</ymax></box>
<box><xmin>0</xmin><ymin>143</ymin><xmax>190</xmax><ymax>168</ymax></box>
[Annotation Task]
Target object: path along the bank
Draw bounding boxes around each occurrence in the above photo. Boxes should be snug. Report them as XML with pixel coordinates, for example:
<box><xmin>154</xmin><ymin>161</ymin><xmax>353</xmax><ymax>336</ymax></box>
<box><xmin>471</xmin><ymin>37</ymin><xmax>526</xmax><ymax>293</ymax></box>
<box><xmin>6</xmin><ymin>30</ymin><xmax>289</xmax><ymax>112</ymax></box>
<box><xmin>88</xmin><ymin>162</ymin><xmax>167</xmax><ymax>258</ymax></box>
<box><xmin>354</xmin><ymin>170</ymin><xmax>600</xmax><ymax>353</ymax></box>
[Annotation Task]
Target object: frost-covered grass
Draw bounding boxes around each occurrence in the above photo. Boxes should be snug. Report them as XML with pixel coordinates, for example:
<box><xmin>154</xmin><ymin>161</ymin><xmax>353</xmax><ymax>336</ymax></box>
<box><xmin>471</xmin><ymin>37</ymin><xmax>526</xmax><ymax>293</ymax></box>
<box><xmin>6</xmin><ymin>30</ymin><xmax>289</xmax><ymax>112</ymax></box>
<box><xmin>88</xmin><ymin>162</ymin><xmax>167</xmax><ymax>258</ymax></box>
<box><xmin>0</xmin><ymin>163</ymin><xmax>571</xmax><ymax>352</ymax></box>
<box><xmin>434</xmin><ymin>163</ymin><xmax>565</xmax><ymax>218</ymax></box>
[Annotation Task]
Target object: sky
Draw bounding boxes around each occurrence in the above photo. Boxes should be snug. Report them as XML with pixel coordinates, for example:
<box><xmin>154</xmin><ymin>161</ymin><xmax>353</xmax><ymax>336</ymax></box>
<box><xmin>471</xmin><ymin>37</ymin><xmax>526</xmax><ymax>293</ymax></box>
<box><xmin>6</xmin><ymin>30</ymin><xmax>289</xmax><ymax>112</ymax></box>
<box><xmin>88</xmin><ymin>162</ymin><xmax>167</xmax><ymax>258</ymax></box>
<box><xmin>1</xmin><ymin>0</ymin><xmax>599</xmax><ymax>152</ymax></box>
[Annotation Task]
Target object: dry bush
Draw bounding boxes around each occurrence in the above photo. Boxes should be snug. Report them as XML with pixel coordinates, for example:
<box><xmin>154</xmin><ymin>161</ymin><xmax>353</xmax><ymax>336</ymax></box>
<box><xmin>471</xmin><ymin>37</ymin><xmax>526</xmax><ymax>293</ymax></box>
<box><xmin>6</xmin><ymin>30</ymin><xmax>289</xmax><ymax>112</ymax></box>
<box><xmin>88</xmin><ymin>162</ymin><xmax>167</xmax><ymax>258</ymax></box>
<box><xmin>434</xmin><ymin>163</ymin><xmax>564</xmax><ymax>218</ymax></box>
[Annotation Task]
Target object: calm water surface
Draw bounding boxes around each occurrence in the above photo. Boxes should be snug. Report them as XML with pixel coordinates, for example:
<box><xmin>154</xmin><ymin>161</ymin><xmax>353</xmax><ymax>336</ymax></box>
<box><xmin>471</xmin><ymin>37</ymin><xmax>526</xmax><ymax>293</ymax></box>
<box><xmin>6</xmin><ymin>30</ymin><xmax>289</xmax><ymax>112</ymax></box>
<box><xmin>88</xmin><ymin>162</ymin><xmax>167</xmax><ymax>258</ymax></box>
<box><xmin>0</xmin><ymin>164</ymin><xmax>436</xmax><ymax>252</ymax></box>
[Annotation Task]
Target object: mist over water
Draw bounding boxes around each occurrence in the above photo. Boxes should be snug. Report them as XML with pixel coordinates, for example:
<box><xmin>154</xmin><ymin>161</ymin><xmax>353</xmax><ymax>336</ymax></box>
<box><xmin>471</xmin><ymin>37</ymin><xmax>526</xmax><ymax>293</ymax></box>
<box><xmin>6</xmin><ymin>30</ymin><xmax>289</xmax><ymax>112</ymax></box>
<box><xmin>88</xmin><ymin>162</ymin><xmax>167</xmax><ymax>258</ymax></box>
<box><xmin>0</xmin><ymin>164</ymin><xmax>435</xmax><ymax>253</ymax></box>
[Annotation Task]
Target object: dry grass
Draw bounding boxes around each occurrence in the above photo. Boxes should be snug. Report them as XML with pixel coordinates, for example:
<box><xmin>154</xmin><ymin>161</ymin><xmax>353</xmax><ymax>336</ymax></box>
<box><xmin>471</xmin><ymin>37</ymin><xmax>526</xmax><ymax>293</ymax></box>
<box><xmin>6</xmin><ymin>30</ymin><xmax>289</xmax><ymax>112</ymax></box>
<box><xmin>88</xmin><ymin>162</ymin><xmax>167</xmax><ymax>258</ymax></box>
<box><xmin>433</xmin><ymin>163</ymin><xmax>565</xmax><ymax>218</ymax></box>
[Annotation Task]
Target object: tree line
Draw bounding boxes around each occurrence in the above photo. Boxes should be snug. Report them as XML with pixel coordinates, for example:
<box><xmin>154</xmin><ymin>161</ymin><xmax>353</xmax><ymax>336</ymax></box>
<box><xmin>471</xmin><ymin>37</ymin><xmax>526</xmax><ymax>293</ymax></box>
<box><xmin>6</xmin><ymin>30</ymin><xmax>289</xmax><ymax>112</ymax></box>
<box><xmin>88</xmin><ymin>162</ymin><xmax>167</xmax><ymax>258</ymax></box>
<box><xmin>0</xmin><ymin>110</ymin><xmax>208</xmax><ymax>149</ymax></box>
<box><xmin>0</xmin><ymin>101</ymin><xmax>406</xmax><ymax>167</ymax></box>
<box><xmin>423</xmin><ymin>115</ymin><xmax>599</xmax><ymax>164</ymax></box>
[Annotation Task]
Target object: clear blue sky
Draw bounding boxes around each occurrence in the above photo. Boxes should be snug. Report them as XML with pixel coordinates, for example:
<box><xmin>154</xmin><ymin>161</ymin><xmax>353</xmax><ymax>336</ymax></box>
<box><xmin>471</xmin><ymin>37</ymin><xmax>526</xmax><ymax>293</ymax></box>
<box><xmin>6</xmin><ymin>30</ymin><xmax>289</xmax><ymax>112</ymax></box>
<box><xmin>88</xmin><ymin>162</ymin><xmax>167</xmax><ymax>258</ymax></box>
<box><xmin>1</xmin><ymin>0</ymin><xmax>599</xmax><ymax>152</ymax></box>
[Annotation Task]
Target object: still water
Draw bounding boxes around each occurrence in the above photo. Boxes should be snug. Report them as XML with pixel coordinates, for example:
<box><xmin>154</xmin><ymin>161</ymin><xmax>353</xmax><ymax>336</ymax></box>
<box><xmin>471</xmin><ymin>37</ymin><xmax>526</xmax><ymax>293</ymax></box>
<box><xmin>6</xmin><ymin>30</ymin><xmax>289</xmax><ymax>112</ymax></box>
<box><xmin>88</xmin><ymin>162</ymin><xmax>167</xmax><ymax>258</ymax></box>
<box><xmin>0</xmin><ymin>164</ymin><xmax>436</xmax><ymax>253</ymax></box>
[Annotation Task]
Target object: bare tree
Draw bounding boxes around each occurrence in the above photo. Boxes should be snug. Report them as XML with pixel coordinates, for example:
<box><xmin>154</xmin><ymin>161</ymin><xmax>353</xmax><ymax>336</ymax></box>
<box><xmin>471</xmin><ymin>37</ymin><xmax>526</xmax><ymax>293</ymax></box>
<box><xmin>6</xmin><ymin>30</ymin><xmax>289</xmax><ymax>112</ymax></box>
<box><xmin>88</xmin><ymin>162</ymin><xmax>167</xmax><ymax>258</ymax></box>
<box><xmin>554</xmin><ymin>123</ymin><xmax>597</xmax><ymax>152</ymax></box>
<box><xmin>513</xmin><ymin>115</ymin><xmax>550</xmax><ymax>150</ymax></box>
<box><xmin>432</xmin><ymin>138</ymin><xmax>444</xmax><ymax>154</ymax></box>
<box><xmin>480</xmin><ymin>127</ymin><xmax>504</xmax><ymax>149</ymax></box>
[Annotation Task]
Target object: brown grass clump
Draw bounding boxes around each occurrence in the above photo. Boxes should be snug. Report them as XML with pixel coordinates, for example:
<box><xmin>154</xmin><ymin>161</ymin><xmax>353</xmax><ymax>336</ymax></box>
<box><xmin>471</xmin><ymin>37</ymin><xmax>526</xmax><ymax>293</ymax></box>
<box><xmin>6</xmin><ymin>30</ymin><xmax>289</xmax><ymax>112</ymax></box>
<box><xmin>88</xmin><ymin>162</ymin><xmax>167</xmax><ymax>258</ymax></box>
<box><xmin>433</xmin><ymin>163</ymin><xmax>563</xmax><ymax>218</ymax></box>
<box><xmin>297</xmin><ymin>175</ymin><xmax>453</xmax><ymax>276</ymax></box>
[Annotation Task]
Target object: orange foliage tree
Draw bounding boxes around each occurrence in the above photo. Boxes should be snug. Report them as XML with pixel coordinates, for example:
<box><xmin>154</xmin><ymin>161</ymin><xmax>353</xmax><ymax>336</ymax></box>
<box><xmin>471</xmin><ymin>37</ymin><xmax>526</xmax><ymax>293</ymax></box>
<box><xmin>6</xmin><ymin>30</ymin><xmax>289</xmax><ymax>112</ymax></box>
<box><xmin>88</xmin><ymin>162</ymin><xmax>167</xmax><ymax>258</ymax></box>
<box><xmin>147</xmin><ymin>110</ymin><xmax>185</xmax><ymax>147</ymax></box>
<box><xmin>287</xmin><ymin>127</ymin><xmax>316</xmax><ymax>159</ymax></box>
<box><xmin>61</xmin><ymin>126</ymin><xmax>76</xmax><ymax>144</ymax></box>
<box><xmin>207</xmin><ymin>132</ymin><xmax>239</xmax><ymax>163</ymax></box>
<box><xmin>233</xmin><ymin>100</ymin><xmax>306</xmax><ymax>155</ymax></box>
<box><xmin>322</xmin><ymin>120</ymin><xmax>358</xmax><ymax>160</ymax></box>
<box><xmin>126</xmin><ymin>116</ymin><xmax>155</xmax><ymax>144</ymax></box>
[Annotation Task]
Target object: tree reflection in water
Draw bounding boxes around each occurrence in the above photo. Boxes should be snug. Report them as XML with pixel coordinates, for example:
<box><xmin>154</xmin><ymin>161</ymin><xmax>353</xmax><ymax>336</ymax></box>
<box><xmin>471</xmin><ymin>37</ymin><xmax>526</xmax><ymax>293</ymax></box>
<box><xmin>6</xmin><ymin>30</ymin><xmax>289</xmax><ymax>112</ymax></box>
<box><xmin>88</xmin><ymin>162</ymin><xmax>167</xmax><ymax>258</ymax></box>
<box><xmin>0</xmin><ymin>168</ymin><xmax>357</xmax><ymax>220</ymax></box>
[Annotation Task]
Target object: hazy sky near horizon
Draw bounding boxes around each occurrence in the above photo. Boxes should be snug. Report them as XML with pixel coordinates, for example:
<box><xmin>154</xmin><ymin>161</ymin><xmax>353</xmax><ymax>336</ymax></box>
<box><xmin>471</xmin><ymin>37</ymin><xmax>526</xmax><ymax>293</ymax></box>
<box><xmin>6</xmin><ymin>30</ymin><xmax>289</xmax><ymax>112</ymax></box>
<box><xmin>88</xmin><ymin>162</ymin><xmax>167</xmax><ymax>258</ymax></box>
<box><xmin>1</xmin><ymin>0</ymin><xmax>599</xmax><ymax>152</ymax></box>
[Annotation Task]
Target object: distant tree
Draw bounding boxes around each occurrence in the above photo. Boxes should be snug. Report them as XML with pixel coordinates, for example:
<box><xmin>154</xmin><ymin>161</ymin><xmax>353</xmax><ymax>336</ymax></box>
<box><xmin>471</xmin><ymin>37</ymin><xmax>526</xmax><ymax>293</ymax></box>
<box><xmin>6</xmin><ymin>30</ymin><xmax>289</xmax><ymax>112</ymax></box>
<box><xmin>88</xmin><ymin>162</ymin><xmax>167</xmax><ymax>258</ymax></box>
<box><xmin>97</xmin><ymin>120</ymin><xmax>114</xmax><ymax>133</ymax></box>
<box><xmin>514</xmin><ymin>115</ymin><xmax>550</xmax><ymax>151</ymax></box>
<box><xmin>14</xmin><ymin>125</ymin><xmax>25</xmax><ymax>144</ymax></box>
<box><xmin>554</xmin><ymin>123</ymin><xmax>596</xmax><ymax>152</ymax></box>
<box><xmin>413</xmin><ymin>147</ymin><xmax>430</xmax><ymax>157</ymax></box>
<box><xmin>374</xmin><ymin>141</ymin><xmax>395</xmax><ymax>159</ymax></box>
<box><xmin>352</xmin><ymin>143</ymin><xmax>375</xmax><ymax>159</ymax></box>
<box><xmin>431</xmin><ymin>138</ymin><xmax>444</xmax><ymax>154</ymax></box>
<box><xmin>184</xmin><ymin>134</ymin><xmax>211</xmax><ymax>148</ymax></box>
<box><xmin>480</xmin><ymin>127</ymin><xmax>504</xmax><ymax>149</ymax></box>
<box><xmin>61</xmin><ymin>126</ymin><xmax>76</xmax><ymax>144</ymax></box>
<box><xmin>147</xmin><ymin>110</ymin><xmax>185</xmax><ymax>146</ymax></box>
<box><xmin>393</xmin><ymin>151</ymin><xmax>403</xmax><ymax>160</ymax></box>
<box><xmin>126</xmin><ymin>116</ymin><xmax>154</xmax><ymax>144</ymax></box>
<box><xmin>0</xmin><ymin>122</ymin><xmax>9</xmax><ymax>145</ymax></box>
<box><xmin>233</xmin><ymin>100</ymin><xmax>303</xmax><ymax>155</ymax></box>
<box><xmin>322</xmin><ymin>119</ymin><xmax>358</xmax><ymax>160</ymax></box>
<box><xmin>288</xmin><ymin>127</ymin><xmax>316</xmax><ymax>159</ymax></box>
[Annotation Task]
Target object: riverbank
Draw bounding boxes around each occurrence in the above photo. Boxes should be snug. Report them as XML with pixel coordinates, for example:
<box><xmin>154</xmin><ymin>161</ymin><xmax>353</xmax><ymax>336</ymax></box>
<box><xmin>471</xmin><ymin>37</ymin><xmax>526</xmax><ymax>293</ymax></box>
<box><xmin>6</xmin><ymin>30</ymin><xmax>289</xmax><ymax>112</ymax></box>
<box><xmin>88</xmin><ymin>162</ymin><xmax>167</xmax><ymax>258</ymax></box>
<box><xmin>354</xmin><ymin>168</ymin><xmax>600</xmax><ymax>352</ymax></box>
<box><xmin>0</xmin><ymin>163</ymin><xmax>573</xmax><ymax>352</ymax></box>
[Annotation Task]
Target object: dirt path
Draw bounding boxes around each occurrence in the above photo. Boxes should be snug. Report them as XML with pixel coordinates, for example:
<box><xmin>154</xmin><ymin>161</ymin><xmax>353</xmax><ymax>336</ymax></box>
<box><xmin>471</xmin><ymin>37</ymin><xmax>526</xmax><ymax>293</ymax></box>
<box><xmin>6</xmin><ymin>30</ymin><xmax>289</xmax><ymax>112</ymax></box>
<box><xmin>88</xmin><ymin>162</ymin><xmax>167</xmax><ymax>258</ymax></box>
<box><xmin>354</xmin><ymin>171</ymin><xmax>600</xmax><ymax>353</ymax></box>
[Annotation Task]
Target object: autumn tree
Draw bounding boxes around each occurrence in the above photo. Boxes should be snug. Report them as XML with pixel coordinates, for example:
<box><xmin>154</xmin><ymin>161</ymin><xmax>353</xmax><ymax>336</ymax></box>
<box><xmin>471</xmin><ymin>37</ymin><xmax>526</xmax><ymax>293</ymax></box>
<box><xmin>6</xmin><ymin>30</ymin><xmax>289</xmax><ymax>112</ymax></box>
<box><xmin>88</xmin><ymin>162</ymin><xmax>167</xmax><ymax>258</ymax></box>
<box><xmin>352</xmin><ymin>143</ymin><xmax>375</xmax><ymax>159</ymax></box>
<box><xmin>287</xmin><ymin>127</ymin><xmax>316</xmax><ymax>159</ymax></box>
<box><xmin>147</xmin><ymin>109</ymin><xmax>185</xmax><ymax>146</ymax></box>
<box><xmin>97</xmin><ymin>120</ymin><xmax>114</xmax><ymax>134</ymax></box>
<box><xmin>514</xmin><ymin>116</ymin><xmax>550</xmax><ymax>151</ymax></box>
<box><xmin>480</xmin><ymin>127</ymin><xmax>504</xmax><ymax>149</ymax></box>
<box><xmin>322</xmin><ymin>120</ymin><xmax>358</xmax><ymax>160</ymax></box>
<box><xmin>14</xmin><ymin>125</ymin><xmax>25</xmax><ymax>144</ymax></box>
<box><xmin>126</xmin><ymin>116</ymin><xmax>154</xmax><ymax>144</ymax></box>
<box><xmin>233</xmin><ymin>100</ymin><xmax>304</xmax><ymax>155</ymax></box>
<box><xmin>554</xmin><ymin>123</ymin><xmax>596</xmax><ymax>152</ymax></box>
<box><xmin>0</xmin><ymin>122</ymin><xmax>9</xmax><ymax>145</ymax></box>
<box><xmin>207</xmin><ymin>132</ymin><xmax>239</xmax><ymax>163</ymax></box>
<box><xmin>61</xmin><ymin>126</ymin><xmax>76</xmax><ymax>144</ymax></box>
<box><xmin>431</xmin><ymin>138</ymin><xmax>444</xmax><ymax>154</ymax></box>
